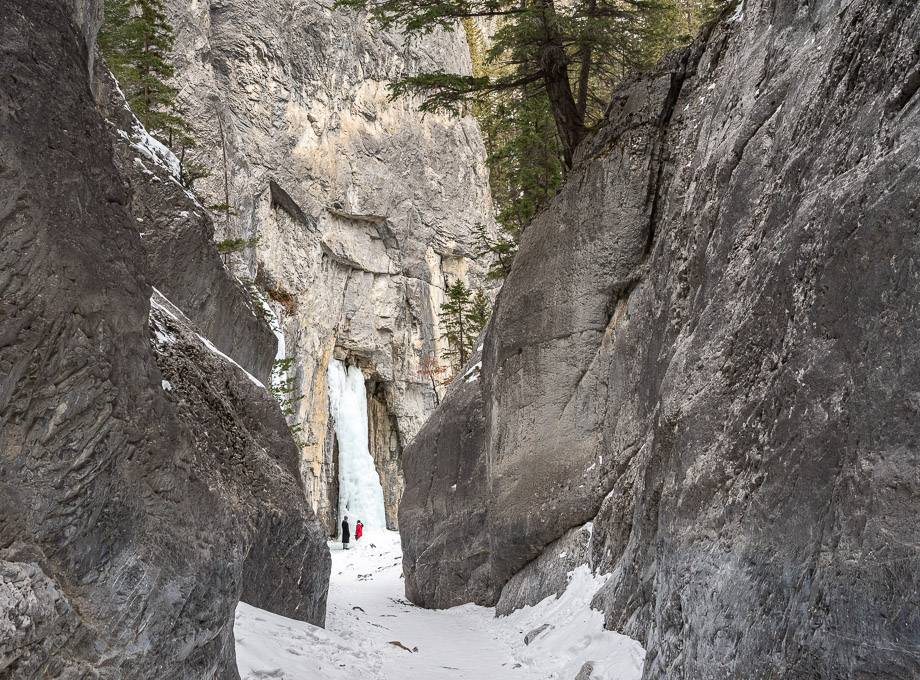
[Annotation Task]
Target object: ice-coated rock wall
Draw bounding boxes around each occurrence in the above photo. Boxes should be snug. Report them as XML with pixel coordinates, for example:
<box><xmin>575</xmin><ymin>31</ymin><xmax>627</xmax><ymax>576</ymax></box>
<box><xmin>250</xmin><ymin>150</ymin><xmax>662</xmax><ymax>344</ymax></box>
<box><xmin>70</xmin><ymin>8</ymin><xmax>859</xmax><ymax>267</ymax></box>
<box><xmin>327</xmin><ymin>359</ymin><xmax>388</xmax><ymax>532</ymax></box>
<box><xmin>163</xmin><ymin>0</ymin><xmax>495</xmax><ymax>531</ymax></box>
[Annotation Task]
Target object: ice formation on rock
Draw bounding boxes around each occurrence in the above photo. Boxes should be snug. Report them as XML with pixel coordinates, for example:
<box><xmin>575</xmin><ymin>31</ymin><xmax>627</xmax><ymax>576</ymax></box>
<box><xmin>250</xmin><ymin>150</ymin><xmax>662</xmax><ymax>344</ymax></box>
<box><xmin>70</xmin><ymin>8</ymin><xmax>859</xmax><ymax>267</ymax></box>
<box><xmin>327</xmin><ymin>359</ymin><xmax>387</xmax><ymax>533</ymax></box>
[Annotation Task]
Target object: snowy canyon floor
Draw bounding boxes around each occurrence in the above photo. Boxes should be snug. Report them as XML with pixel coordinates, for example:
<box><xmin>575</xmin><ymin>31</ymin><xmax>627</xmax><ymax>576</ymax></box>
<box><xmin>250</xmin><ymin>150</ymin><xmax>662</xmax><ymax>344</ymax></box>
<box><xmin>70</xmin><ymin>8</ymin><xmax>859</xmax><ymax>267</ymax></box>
<box><xmin>235</xmin><ymin>531</ymin><xmax>644</xmax><ymax>679</ymax></box>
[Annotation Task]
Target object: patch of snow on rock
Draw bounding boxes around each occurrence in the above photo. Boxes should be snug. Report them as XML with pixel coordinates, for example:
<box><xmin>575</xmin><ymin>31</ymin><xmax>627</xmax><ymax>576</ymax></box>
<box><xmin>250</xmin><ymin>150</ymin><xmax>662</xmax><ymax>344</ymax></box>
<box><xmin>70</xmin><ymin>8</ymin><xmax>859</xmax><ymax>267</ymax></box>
<box><xmin>462</xmin><ymin>360</ymin><xmax>482</xmax><ymax>383</ymax></box>
<box><xmin>730</xmin><ymin>0</ymin><xmax>745</xmax><ymax>23</ymax></box>
<box><xmin>494</xmin><ymin>566</ymin><xmax>645</xmax><ymax>679</ymax></box>
<box><xmin>130</xmin><ymin>124</ymin><xmax>181</xmax><ymax>179</ymax></box>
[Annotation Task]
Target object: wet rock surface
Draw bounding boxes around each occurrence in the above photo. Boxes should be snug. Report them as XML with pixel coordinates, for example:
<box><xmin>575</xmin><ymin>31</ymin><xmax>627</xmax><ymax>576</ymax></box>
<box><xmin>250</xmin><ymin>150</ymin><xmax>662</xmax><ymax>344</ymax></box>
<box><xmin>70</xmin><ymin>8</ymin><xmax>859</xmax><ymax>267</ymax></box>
<box><xmin>0</xmin><ymin>1</ymin><xmax>329</xmax><ymax>676</ymax></box>
<box><xmin>400</xmin><ymin>1</ymin><xmax>920</xmax><ymax>677</ymax></box>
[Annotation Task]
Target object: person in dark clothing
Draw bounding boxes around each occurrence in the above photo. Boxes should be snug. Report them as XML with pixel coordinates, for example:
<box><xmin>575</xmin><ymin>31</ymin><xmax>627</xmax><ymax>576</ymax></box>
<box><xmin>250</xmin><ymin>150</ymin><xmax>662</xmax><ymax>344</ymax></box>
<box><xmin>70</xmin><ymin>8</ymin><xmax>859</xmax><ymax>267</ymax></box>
<box><xmin>341</xmin><ymin>516</ymin><xmax>350</xmax><ymax>550</ymax></box>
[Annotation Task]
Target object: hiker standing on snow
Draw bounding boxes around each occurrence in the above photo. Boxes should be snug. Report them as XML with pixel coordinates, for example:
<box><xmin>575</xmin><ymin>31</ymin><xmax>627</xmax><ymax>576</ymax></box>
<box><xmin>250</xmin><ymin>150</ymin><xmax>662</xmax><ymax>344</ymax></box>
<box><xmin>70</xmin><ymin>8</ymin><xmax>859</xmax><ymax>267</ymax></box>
<box><xmin>341</xmin><ymin>516</ymin><xmax>351</xmax><ymax>550</ymax></box>
<box><xmin>355</xmin><ymin>520</ymin><xmax>364</xmax><ymax>542</ymax></box>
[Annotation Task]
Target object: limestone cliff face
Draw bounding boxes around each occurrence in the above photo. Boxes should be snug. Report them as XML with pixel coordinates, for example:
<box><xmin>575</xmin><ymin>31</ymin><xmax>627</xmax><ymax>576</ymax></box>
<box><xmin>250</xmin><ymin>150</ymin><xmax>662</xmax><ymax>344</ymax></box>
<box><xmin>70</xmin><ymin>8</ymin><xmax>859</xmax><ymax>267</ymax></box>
<box><xmin>163</xmin><ymin>0</ymin><xmax>495</xmax><ymax>531</ymax></box>
<box><xmin>0</xmin><ymin>1</ymin><xmax>328</xmax><ymax>676</ymax></box>
<box><xmin>401</xmin><ymin>1</ymin><xmax>920</xmax><ymax>677</ymax></box>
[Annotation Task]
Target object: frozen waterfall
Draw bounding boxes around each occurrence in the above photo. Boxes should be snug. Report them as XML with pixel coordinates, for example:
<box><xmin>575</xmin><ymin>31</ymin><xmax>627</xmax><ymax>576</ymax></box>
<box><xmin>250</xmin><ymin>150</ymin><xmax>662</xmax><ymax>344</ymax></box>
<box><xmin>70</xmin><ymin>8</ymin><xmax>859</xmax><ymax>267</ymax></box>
<box><xmin>327</xmin><ymin>359</ymin><xmax>387</xmax><ymax>534</ymax></box>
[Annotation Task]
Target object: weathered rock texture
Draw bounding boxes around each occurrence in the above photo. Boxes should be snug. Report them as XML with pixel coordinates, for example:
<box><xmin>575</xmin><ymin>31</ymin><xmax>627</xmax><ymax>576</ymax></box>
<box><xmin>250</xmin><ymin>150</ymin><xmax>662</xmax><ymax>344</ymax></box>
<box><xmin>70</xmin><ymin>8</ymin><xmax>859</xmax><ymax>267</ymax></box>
<box><xmin>401</xmin><ymin>344</ymin><xmax>491</xmax><ymax>607</ymax></box>
<box><xmin>95</xmin><ymin>68</ymin><xmax>279</xmax><ymax>385</ymax></box>
<box><xmin>0</xmin><ymin>1</ymin><xmax>329</xmax><ymax>676</ymax></box>
<box><xmin>368</xmin><ymin>378</ymin><xmax>405</xmax><ymax>530</ymax></box>
<box><xmin>401</xmin><ymin>1</ymin><xmax>920</xmax><ymax>678</ymax></box>
<box><xmin>495</xmin><ymin>523</ymin><xmax>593</xmax><ymax>617</ymax></box>
<box><xmin>164</xmin><ymin>0</ymin><xmax>495</xmax><ymax>531</ymax></box>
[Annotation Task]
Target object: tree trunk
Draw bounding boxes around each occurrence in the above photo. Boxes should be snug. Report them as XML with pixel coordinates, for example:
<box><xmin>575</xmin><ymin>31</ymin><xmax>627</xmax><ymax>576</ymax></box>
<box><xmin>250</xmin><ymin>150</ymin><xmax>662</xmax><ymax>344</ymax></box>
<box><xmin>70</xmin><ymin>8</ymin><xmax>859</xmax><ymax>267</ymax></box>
<box><xmin>458</xmin><ymin>307</ymin><xmax>467</xmax><ymax>367</ymax></box>
<box><xmin>575</xmin><ymin>44</ymin><xmax>592</xmax><ymax>121</ymax></box>
<box><xmin>575</xmin><ymin>0</ymin><xmax>596</xmax><ymax>120</ymax></box>
<box><xmin>536</xmin><ymin>0</ymin><xmax>585</xmax><ymax>169</ymax></box>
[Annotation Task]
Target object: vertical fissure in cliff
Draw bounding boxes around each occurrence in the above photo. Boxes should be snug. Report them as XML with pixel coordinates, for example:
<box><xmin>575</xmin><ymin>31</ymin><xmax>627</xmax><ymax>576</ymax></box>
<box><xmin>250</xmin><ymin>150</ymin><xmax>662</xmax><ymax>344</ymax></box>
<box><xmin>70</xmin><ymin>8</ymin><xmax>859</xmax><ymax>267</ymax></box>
<box><xmin>367</xmin><ymin>378</ymin><xmax>404</xmax><ymax>531</ymax></box>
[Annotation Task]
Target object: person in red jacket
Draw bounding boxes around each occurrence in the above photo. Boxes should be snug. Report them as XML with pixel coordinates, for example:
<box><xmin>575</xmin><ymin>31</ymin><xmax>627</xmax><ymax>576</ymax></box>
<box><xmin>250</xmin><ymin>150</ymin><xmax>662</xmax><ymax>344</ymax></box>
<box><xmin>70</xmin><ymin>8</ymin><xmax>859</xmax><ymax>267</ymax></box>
<box><xmin>355</xmin><ymin>520</ymin><xmax>364</xmax><ymax>542</ymax></box>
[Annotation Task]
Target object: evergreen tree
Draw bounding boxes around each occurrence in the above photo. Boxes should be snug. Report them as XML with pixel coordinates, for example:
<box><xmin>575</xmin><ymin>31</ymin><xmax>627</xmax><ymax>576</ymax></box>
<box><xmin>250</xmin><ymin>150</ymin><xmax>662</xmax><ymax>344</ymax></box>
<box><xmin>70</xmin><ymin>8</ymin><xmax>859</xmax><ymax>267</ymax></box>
<box><xmin>475</xmin><ymin>224</ymin><xmax>518</xmax><ymax>280</ymax></box>
<box><xmin>440</xmin><ymin>279</ymin><xmax>475</xmax><ymax>372</ymax></box>
<box><xmin>468</xmin><ymin>289</ymin><xmax>491</xmax><ymax>339</ymax></box>
<box><xmin>339</xmin><ymin>0</ymin><xmax>672</xmax><ymax>169</ymax></box>
<box><xmin>463</xmin><ymin>16</ymin><xmax>563</xmax><ymax>279</ymax></box>
<box><xmin>440</xmin><ymin>282</ymin><xmax>493</xmax><ymax>373</ymax></box>
<box><xmin>99</xmin><ymin>0</ymin><xmax>196</xmax><ymax>168</ymax></box>
<box><xmin>340</xmin><ymin>0</ymin><xmax>732</xmax><ymax>281</ymax></box>
<box><xmin>271</xmin><ymin>358</ymin><xmax>306</xmax><ymax>446</ymax></box>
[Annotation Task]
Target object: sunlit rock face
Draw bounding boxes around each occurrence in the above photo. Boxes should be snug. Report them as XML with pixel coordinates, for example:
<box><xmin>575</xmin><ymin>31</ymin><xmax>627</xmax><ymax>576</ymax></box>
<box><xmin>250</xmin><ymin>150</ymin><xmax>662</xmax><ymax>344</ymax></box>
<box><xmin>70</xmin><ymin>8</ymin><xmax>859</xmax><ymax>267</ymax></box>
<box><xmin>163</xmin><ymin>0</ymin><xmax>495</xmax><ymax>531</ymax></box>
<box><xmin>400</xmin><ymin>1</ymin><xmax>920</xmax><ymax>678</ymax></box>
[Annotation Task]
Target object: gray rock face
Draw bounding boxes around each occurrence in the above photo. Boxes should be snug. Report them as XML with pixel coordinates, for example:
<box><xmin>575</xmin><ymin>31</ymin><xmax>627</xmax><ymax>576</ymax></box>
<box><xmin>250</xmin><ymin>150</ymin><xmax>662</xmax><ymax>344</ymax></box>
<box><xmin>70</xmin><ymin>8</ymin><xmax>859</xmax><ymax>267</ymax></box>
<box><xmin>496</xmin><ymin>524</ymin><xmax>593</xmax><ymax>617</ymax></box>
<box><xmin>574</xmin><ymin>661</ymin><xmax>595</xmax><ymax>680</ymax></box>
<box><xmin>94</xmin><ymin>68</ymin><xmax>278</xmax><ymax>385</ymax></box>
<box><xmin>400</xmin><ymin>343</ymin><xmax>493</xmax><ymax>607</ymax></box>
<box><xmin>149</xmin><ymin>291</ymin><xmax>330</xmax><ymax>626</ymax></box>
<box><xmin>163</xmin><ymin>0</ymin><xmax>495</xmax><ymax>530</ymax></box>
<box><xmin>523</xmin><ymin>623</ymin><xmax>552</xmax><ymax>646</ymax></box>
<box><xmin>0</xmin><ymin>1</ymin><xmax>328</xmax><ymax>676</ymax></box>
<box><xmin>368</xmin><ymin>379</ymin><xmax>405</xmax><ymax>530</ymax></box>
<box><xmin>0</xmin><ymin>560</ymin><xmax>84</xmax><ymax>678</ymax></box>
<box><xmin>400</xmin><ymin>1</ymin><xmax>920</xmax><ymax>677</ymax></box>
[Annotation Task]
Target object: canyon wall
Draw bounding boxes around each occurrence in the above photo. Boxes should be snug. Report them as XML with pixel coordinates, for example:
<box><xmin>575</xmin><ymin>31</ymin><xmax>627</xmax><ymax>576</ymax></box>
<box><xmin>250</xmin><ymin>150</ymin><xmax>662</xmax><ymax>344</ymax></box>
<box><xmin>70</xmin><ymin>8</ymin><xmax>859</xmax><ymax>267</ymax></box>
<box><xmin>400</xmin><ymin>1</ymin><xmax>920</xmax><ymax>677</ymax></box>
<box><xmin>0</xmin><ymin>2</ymin><xmax>329</xmax><ymax>676</ymax></box>
<box><xmin>163</xmin><ymin>0</ymin><xmax>495</xmax><ymax>532</ymax></box>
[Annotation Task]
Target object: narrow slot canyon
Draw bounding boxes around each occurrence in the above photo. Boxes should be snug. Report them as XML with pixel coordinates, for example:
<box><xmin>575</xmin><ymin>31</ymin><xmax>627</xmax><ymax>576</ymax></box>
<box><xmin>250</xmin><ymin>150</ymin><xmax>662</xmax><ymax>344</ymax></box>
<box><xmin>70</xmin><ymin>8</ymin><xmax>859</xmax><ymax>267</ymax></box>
<box><xmin>236</xmin><ymin>357</ymin><xmax>643</xmax><ymax>680</ymax></box>
<box><xmin>3</xmin><ymin>1</ymin><xmax>917</xmax><ymax>678</ymax></box>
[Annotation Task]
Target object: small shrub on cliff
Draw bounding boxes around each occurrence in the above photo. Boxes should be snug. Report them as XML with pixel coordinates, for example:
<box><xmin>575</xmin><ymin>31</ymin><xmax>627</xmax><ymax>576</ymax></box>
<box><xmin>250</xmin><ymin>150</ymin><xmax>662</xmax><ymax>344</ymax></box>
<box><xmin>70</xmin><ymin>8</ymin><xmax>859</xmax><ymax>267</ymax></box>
<box><xmin>419</xmin><ymin>353</ymin><xmax>449</xmax><ymax>404</ymax></box>
<box><xmin>216</xmin><ymin>236</ymin><xmax>261</xmax><ymax>255</ymax></box>
<box><xmin>271</xmin><ymin>358</ymin><xmax>306</xmax><ymax>447</ymax></box>
<box><xmin>266</xmin><ymin>286</ymin><xmax>297</xmax><ymax>316</ymax></box>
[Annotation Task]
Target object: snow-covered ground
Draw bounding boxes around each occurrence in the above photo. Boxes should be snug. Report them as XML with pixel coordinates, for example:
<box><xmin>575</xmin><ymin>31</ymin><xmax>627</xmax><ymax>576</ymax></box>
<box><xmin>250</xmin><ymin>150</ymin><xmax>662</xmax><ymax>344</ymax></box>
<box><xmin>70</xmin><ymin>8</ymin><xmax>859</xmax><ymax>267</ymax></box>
<box><xmin>235</xmin><ymin>530</ymin><xmax>644</xmax><ymax>679</ymax></box>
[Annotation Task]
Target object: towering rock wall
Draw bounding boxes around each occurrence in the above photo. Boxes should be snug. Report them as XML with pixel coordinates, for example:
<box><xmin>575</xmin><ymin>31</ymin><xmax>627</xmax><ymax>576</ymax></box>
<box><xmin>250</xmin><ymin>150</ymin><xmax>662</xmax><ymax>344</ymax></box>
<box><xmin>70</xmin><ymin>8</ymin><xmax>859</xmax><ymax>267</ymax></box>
<box><xmin>164</xmin><ymin>0</ymin><xmax>495</xmax><ymax>532</ymax></box>
<box><xmin>0</xmin><ymin>1</ymin><xmax>329</xmax><ymax>677</ymax></box>
<box><xmin>401</xmin><ymin>1</ymin><xmax>920</xmax><ymax>678</ymax></box>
